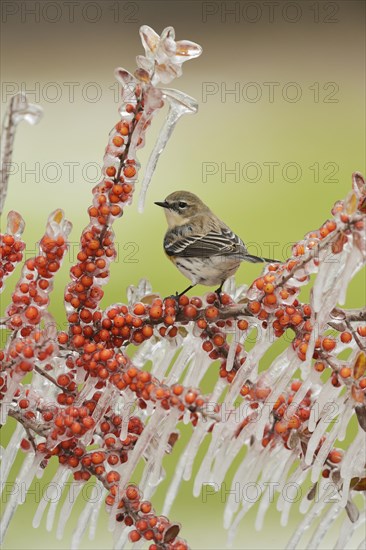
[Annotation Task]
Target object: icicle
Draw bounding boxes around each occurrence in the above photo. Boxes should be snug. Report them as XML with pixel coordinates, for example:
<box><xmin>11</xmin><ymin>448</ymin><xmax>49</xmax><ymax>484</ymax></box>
<box><xmin>338</xmin><ymin>246</ymin><xmax>364</xmax><ymax>305</ymax></box>
<box><xmin>0</xmin><ymin>376</ymin><xmax>22</xmax><ymax>424</ymax></box>
<box><xmin>339</xmin><ymin>429</ymin><xmax>366</xmax><ymax>507</ymax></box>
<box><xmin>286</xmin><ymin>369</ymin><xmax>318</xmax><ymax>420</ymax></box>
<box><xmin>225</xmin><ymin>450</ymin><xmax>272</xmax><ymax>544</ymax></box>
<box><xmin>88</xmin><ymin>483</ymin><xmax>106</xmax><ymax>540</ymax></box>
<box><xmin>56</xmin><ymin>483</ymin><xmax>83</xmax><ymax>540</ymax></box>
<box><xmin>137</xmin><ymin>89</ymin><xmax>198</xmax><ymax>213</ymax></box>
<box><xmin>261</xmin><ymin>348</ymin><xmax>290</xmax><ymax>386</ymax></box>
<box><xmin>144</xmin><ymin>409</ymin><xmax>180</xmax><ymax>491</ymax></box>
<box><xmin>259</xmin><ymin>352</ymin><xmax>303</xmax><ymax>438</ymax></box>
<box><xmin>312</xmin><ymin>246</ymin><xmax>348</xmax><ymax>315</ymax></box>
<box><xmin>46</xmin><ymin>468</ymin><xmax>71</xmax><ymax>532</ymax></box>
<box><xmin>0</xmin><ymin>454</ymin><xmax>42</xmax><ymax>544</ymax></box>
<box><xmin>33</xmin><ymin>466</ymin><xmax>69</xmax><ymax>529</ymax></box>
<box><xmin>285</xmin><ymin>495</ymin><xmax>329</xmax><ymax>550</ymax></box>
<box><xmin>80</xmin><ymin>386</ymin><xmax>117</xmax><ymax>447</ymax></box>
<box><xmin>150</xmin><ymin>340</ymin><xmax>178</xmax><ymax>381</ymax></box>
<box><xmin>306</xmin><ymin>503</ymin><xmax>342</xmax><ymax>549</ymax></box>
<box><xmin>74</xmin><ymin>375</ymin><xmax>97</xmax><ymax>407</ymax></box>
<box><xmin>334</xmin><ymin>510</ymin><xmax>366</xmax><ymax>550</ymax></box>
<box><xmin>71</xmin><ymin>483</ymin><xmax>101</xmax><ymax>550</ymax></box>
<box><xmin>183</xmin><ymin>420</ymin><xmax>210</xmax><ymax>484</ymax></box>
<box><xmin>0</xmin><ymin>423</ymin><xmax>24</xmax><ymax>498</ymax></box>
<box><xmin>1</xmin><ymin>93</ymin><xmax>42</xmax><ymax>214</ymax></box>
<box><xmin>279</xmin><ymin>467</ymin><xmax>309</xmax><ymax>526</ymax></box>
<box><xmin>310</xmin><ymin>397</ymin><xmax>346</xmax><ymax>483</ymax></box>
<box><xmin>337</xmin><ymin>401</ymin><xmax>354</xmax><ymax>441</ymax></box>
<box><xmin>226</xmin><ymin>325</ymin><xmax>241</xmax><ymax>372</ymax></box>
<box><xmin>223</xmin><ymin>447</ymin><xmax>268</xmax><ymax>529</ymax></box>
<box><xmin>119</xmin><ymin>391</ymin><xmax>135</xmax><ymax>442</ymax></box>
<box><xmin>164</xmin><ymin>336</ymin><xmax>196</xmax><ymax>384</ymax></box>
<box><xmin>212</xmin><ymin>438</ymin><xmax>244</xmax><ymax>488</ymax></box>
<box><xmin>163</xmin><ymin>422</ymin><xmax>207</xmax><ymax>516</ymax></box>
<box><xmin>182</xmin><ymin>345</ymin><xmax>212</xmax><ymax>388</ymax></box>
<box><xmin>210</xmin><ymin>377</ymin><xmax>227</xmax><ymax>403</ymax></box>
<box><xmin>225</xmin><ymin>333</ymin><xmax>272</xmax><ymax>406</ymax></box>
<box><xmin>193</xmin><ymin>421</ymin><xmax>226</xmax><ymax>496</ymax></box>
<box><xmin>308</xmin><ymin>378</ymin><xmax>340</xmax><ymax>433</ymax></box>
<box><xmin>110</xmin><ymin>408</ymin><xmax>166</xmax><ymax>529</ymax></box>
<box><xmin>113</xmin><ymin>523</ymin><xmax>133</xmax><ymax>550</ymax></box>
<box><xmin>255</xmin><ymin>449</ymin><xmax>292</xmax><ymax>531</ymax></box>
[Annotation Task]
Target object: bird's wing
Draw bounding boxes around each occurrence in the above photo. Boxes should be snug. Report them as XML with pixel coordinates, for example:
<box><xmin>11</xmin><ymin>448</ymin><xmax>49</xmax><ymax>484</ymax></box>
<box><xmin>164</xmin><ymin>226</ymin><xmax>247</xmax><ymax>258</ymax></box>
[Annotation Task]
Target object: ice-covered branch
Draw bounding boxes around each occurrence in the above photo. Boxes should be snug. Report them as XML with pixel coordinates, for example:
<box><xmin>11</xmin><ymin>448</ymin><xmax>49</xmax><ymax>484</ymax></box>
<box><xmin>0</xmin><ymin>93</ymin><xmax>42</xmax><ymax>215</ymax></box>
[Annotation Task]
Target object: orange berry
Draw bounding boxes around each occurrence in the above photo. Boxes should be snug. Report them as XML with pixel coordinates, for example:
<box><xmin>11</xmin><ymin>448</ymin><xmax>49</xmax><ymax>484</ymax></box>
<box><xmin>123</xmin><ymin>165</ymin><xmax>136</xmax><ymax>178</ymax></box>
<box><xmin>202</xmin><ymin>340</ymin><xmax>213</xmax><ymax>352</ymax></box>
<box><xmin>142</xmin><ymin>325</ymin><xmax>153</xmax><ymax>338</ymax></box>
<box><xmin>185</xmin><ymin>392</ymin><xmax>196</xmax><ymax>404</ymax></box>
<box><xmin>255</xmin><ymin>278</ymin><xmax>264</xmax><ymax>290</ymax></box>
<box><xmin>249</xmin><ymin>301</ymin><xmax>261</xmax><ymax>314</ymax></box>
<box><xmin>106</xmin><ymin>166</ymin><xmax>116</xmax><ymax>177</ymax></box>
<box><xmin>255</xmin><ymin>387</ymin><xmax>271</xmax><ymax>399</ymax></box>
<box><xmin>25</xmin><ymin>306</ymin><xmax>38</xmax><ymax>320</ymax></box>
<box><xmin>213</xmin><ymin>334</ymin><xmax>225</xmax><ymax>347</ymax></box>
<box><xmin>291</xmin><ymin>313</ymin><xmax>303</xmax><ymax>326</ymax></box>
<box><xmin>339</xmin><ymin>367</ymin><xmax>351</xmax><ymax>378</ymax></box>
<box><xmin>298</xmin><ymin>408</ymin><xmax>310</xmax><ymax>420</ymax></box>
<box><xmin>322</xmin><ymin>337</ymin><xmax>336</xmax><ymax>351</ymax></box>
<box><xmin>291</xmin><ymin>380</ymin><xmax>302</xmax><ymax>392</ymax></box>
<box><xmin>112</xmin><ymin>136</ymin><xmax>124</xmax><ymax>147</ymax></box>
<box><xmin>274</xmin><ymin>421</ymin><xmax>287</xmax><ymax>434</ymax></box>
<box><xmin>58</xmin><ymin>332</ymin><xmax>68</xmax><ymax>344</ymax></box>
<box><xmin>357</xmin><ymin>326</ymin><xmax>366</xmax><ymax>337</ymax></box>
<box><xmin>299</xmin><ymin>342</ymin><xmax>308</xmax><ymax>356</ymax></box>
<box><xmin>149</xmin><ymin>305</ymin><xmax>163</xmax><ymax>319</ymax></box>
<box><xmin>133</xmin><ymin>303</ymin><xmax>146</xmax><ymax>316</ymax></box>
<box><xmin>129</xmin><ymin>531</ymin><xmax>141</xmax><ymax>543</ymax></box>
<box><xmin>117</xmin><ymin>122</ymin><xmax>129</xmax><ymax>136</ymax></box>
<box><xmin>263</xmin><ymin>294</ymin><xmax>277</xmax><ymax>306</ymax></box>
<box><xmin>205</xmin><ymin>306</ymin><xmax>219</xmax><ymax>320</ymax></box>
<box><xmin>237</xmin><ymin>319</ymin><xmax>248</xmax><ymax>331</ymax></box>
<box><xmin>340</xmin><ymin>332</ymin><xmax>352</xmax><ymax>343</ymax></box>
<box><xmin>328</xmin><ymin>449</ymin><xmax>343</xmax><ymax>463</ymax></box>
<box><xmin>314</xmin><ymin>361</ymin><xmax>325</xmax><ymax>372</ymax></box>
<box><xmin>183</xmin><ymin>305</ymin><xmax>198</xmax><ymax>319</ymax></box>
<box><xmin>287</xmin><ymin>416</ymin><xmax>300</xmax><ymax>430</ymax></box>
<box><xmin>326</xmin><ymin>220</ymin><xmax>337</xmax><ymax>232</ymax></box>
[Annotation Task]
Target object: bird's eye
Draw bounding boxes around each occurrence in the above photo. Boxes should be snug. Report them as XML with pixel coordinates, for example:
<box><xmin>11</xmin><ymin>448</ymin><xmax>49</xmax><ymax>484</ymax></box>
<box><xmin>178</xmin><ymin>202</ymin><xmax>187</xmax><ymax>209</ymax></box>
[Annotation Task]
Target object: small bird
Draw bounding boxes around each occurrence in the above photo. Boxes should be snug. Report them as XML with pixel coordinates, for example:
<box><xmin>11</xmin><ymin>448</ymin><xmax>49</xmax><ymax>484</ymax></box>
<box><xmin>155</xmin><ymin>191</ymin><xmax>278</xmax><ymax>296</ymax></box>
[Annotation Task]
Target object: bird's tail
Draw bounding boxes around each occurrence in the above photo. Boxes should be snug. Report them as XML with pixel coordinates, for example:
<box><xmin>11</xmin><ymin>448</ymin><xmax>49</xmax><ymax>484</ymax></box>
<box><xmin>244</xmin><ymin>254</ymin><xmax>279</xmax><ymax>264</ymax></box>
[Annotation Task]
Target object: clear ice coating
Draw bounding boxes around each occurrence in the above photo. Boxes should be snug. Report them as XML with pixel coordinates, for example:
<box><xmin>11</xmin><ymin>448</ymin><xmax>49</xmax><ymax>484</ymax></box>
<box><xmin>0</xmin><ymin>93</ymin><xmax>43</xmax><ymax>214</ymax></box>
<box><xmin>137</xmin><ymin>89</ymin><xmax>198</xmax><ymax>213</ymax></box>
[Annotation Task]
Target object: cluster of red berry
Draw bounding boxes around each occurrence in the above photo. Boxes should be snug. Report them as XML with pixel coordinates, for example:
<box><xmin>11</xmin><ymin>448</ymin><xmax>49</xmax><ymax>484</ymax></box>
<box><xmin>110</xmin><ymin>484</ymin><xmax>187</xmax><ymax>550</ymax></box>
<box><xmin>6</xmin><ymin>211</ymin><xmax>70</xmax><ymax>332</ymax></box>
<box><xmin>64</xmin><ymin>84</ymin><xmax>143</xmax><ymax>336</ymax></box>
<box><xmin>0</xmin><ymin>211</ymin><xmax>25</xmax><ymax>291</ymax></box>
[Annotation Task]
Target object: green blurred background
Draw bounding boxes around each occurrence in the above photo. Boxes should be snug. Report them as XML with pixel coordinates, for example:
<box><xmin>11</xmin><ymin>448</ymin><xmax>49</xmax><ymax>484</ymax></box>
<box><xmin>1</xmin><ymin>0</ymin><xmax>365</xmax><ymax>548</ymax></box>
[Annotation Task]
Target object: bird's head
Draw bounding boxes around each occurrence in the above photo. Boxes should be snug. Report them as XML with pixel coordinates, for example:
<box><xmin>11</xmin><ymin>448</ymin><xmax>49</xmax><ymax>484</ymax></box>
<box><xmin>154</xmin><ymin>191</ymin><xmax>208</xmax><ymax>227</ymax></box>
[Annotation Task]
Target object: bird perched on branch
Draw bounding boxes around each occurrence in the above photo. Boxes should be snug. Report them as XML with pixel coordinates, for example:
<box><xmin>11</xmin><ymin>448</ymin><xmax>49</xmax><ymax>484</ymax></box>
<box><xmin>155</xmin><ymin>190</ymin><xmax>279</xmax><ymax>297</ymax></box>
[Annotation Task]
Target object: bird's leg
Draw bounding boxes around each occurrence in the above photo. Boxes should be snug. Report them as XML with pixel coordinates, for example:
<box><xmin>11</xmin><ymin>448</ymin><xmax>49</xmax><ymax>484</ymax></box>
<box><xmin>214</xmin><ymin>283</ymin><xmax>224</xmax><ymax>304</ymax></box>
<box><xmin>176</xmin><ymin>284</ymin><xmax>196</xmax><ymax>298</ymax></box>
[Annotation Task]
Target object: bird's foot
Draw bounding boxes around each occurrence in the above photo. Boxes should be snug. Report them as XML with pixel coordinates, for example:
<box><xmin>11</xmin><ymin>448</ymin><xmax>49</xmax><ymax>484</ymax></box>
<box><xmin>214</xmin><ymin>286</ymin><xmax>224</xmax><ymax>306</ymax></box>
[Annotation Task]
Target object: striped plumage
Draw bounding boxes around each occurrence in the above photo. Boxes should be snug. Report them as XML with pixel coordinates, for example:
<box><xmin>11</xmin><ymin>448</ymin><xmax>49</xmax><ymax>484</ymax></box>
<box><xmin>155</xmin><ymin>191</ymin><xmax>277</xmax><ymax>294</ymax></box>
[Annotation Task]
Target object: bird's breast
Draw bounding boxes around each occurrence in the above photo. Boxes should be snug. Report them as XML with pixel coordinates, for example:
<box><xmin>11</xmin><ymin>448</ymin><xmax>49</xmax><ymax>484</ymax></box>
<box><xmin>174</xmin><ymin>256</ymin><xmax>241</xmax><ymax>286</ymax></box>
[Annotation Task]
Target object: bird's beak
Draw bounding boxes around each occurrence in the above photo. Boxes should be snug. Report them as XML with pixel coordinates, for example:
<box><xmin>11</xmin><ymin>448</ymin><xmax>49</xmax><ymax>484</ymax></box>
<box><xmin>154</xmin><ymin>201</ymin><xmax>169</xmax><ymax>209</ymax></box>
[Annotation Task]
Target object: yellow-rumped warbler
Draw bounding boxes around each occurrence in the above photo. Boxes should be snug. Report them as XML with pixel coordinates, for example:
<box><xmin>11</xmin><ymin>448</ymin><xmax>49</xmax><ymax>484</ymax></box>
<box><xmin>155</xmin><ymin>190</ymin><xmax>278</xmax><ymax>296</ymax></box>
